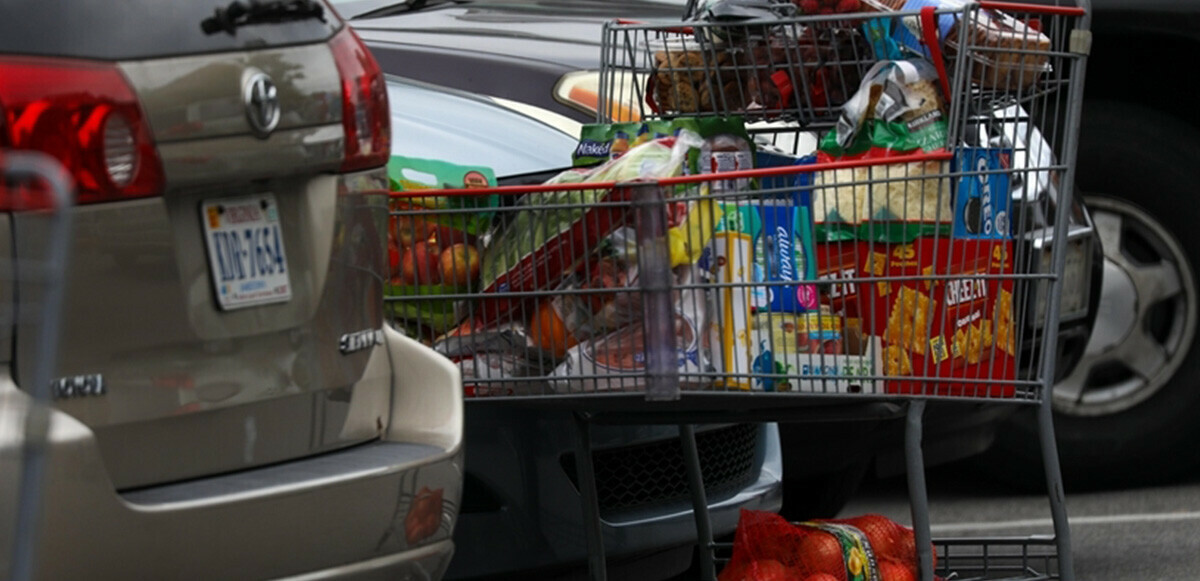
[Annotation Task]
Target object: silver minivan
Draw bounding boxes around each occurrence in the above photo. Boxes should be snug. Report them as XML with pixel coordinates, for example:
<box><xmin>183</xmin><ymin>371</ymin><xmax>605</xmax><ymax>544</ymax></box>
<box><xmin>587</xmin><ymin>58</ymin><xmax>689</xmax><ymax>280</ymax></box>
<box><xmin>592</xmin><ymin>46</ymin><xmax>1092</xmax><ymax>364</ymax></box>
<box><xmin>0</xmin><ymin>2</ymin><xmax>463</xmax><ymax>579</ymax></box>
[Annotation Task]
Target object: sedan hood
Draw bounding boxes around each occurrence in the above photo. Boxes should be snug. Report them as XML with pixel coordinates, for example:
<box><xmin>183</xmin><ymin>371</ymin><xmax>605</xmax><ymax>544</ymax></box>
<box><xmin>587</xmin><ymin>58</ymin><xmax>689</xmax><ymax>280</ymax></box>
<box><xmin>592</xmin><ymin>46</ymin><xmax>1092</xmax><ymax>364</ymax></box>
<box><xmin>350</xmin><ymin>0</ymin><xmax>686</xmax><ymax>67</ymax></box>
<box><xmin>339</xmin><ymin>0</ymin><xmax>685</xmax><ymax>22</ymax></box>
<box><xmin>347</xmin><ymin>0</ymin><xmax>688</xmax><ymax>119</ymax></box>
<box><xmin>354</xmin><ymin>6</ymin><xmax>611</xmax><ymax>71</ymax></box>
<box><xmin>387</xmin><ymin>76</ymin><xmax>580</xmax><ymax>177</ymax></box>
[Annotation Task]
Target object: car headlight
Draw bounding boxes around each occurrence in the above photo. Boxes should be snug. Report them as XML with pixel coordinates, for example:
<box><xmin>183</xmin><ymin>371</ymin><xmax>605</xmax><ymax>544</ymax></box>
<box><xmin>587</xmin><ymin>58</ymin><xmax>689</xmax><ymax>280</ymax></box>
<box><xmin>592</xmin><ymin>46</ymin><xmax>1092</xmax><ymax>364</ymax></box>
<box><xmin>553</xmin><ymin>70</ymin><xmax>642</xmax><ymax>123</ymax></box>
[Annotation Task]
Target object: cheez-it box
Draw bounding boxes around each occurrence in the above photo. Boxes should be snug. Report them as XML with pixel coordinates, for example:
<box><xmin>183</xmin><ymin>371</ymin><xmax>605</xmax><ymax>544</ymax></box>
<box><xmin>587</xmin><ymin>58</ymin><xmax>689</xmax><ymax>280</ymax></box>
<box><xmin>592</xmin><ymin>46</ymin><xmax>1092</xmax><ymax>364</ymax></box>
<box><xmin>813</xmin><ymin>241</ymin><xmax>865</xmax><ymax>319</ymax></box>
<box><xmin>816</xmin><ymin>238</ymin><xmax>1018</xmax><ymax>397</ymax></box>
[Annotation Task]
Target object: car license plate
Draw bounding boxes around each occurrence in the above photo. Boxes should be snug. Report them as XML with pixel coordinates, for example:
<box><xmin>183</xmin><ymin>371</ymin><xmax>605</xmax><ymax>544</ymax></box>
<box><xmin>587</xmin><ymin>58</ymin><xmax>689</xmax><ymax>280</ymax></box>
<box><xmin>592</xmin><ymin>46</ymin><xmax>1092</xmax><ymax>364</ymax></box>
<box><xmin>202</xmin><ymin>194</ymin><xmax>291</xmax><ymax>310</ymax></box>
<box><xmin>1035</xmin><ymin>236</ymin><xmax>1091</xmax><ymax>325</ymax></box>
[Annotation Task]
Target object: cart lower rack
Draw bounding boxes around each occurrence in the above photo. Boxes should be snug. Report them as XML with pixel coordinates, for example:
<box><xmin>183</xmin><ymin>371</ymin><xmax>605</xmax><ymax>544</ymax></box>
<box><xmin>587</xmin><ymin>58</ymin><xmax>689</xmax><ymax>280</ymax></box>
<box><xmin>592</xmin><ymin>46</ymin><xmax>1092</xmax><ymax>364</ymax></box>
<box><xmin>386</xmin><ymin>0</ymin><xmax>1091</xmax><ymax>579</ymax></box>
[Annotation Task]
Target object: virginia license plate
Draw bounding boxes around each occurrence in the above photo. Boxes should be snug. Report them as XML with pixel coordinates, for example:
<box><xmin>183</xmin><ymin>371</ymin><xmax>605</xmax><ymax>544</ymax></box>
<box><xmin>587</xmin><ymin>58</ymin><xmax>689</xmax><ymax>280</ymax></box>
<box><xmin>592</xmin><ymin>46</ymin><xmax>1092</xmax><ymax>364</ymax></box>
<box><xmin>202</xmin><ymin>194</ymin><xmax>291</xmax><ymax>310</ymax></box>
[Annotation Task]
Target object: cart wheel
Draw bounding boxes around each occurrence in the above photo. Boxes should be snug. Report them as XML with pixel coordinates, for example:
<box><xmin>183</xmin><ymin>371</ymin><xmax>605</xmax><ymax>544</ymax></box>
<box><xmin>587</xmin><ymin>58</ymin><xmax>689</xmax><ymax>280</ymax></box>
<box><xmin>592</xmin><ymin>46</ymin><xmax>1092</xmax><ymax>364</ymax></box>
<box><xmin>983</xmin><ymin>101</ymin><xmax>1200</xmax><ymax>489</ymax></box>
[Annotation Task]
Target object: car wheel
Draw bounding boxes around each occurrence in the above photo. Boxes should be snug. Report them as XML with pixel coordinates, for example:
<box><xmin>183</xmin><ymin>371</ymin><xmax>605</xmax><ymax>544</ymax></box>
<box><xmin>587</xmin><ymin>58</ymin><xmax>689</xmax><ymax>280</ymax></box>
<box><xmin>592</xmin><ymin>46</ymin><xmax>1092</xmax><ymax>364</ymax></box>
<box><xmin>983</xmin><ymin>101</ymin><xmax>1200</xmax><ymax>489</ymax></box>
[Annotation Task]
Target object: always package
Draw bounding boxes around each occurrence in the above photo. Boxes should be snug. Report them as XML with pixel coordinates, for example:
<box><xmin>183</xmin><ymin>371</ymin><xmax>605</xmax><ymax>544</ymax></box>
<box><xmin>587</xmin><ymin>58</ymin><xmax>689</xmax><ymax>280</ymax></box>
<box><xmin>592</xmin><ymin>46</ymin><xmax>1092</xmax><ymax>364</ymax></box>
<box><xmin>813</xmin><ymin>59</ymin><xmax>953</xmax><ymax>243</ymax></box>
<box><xmin>703</xmin><ymin>196</ymin><xmax>821</xmax><ymax>390</ymax></box>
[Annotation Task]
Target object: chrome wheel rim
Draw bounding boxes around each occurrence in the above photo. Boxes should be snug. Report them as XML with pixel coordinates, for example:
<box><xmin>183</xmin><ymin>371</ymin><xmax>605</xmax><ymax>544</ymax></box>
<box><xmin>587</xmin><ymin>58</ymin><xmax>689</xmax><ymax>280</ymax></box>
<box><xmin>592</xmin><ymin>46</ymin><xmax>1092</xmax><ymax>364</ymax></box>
<box><xmin>1053</xmin><ymin>196</ymin><xmax>1197</xmax><ymax>416</ymax></box>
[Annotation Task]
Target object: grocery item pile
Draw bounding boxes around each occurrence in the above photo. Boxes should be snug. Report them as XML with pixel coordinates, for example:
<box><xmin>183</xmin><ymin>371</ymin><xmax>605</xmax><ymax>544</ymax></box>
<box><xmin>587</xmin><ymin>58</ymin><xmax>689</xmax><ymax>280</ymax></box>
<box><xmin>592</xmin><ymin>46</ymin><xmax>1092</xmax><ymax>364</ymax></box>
<box><xmin>386</xmin><ymin>0</ymin><xmax>1058</xmax><ymax>398</ymax></box>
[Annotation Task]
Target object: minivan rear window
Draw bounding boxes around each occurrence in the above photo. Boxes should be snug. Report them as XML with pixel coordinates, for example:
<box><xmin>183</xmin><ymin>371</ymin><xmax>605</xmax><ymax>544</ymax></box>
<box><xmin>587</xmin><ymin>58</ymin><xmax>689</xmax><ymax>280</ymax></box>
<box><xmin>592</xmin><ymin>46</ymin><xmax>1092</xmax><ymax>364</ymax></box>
<box><xmin>0</xmin><ymin>0</ymin><xmax>339</xmax><ymax>61</ymax></box>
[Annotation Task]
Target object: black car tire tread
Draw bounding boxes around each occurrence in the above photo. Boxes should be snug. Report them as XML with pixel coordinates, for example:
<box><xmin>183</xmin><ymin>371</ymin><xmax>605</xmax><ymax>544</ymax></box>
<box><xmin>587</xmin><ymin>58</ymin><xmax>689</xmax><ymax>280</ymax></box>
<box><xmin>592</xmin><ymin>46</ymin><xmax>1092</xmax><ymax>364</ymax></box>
<box><xmin>980</xmin><ymin>100</ymin><xmax>1200</xmax><ymax>490</ymax></box>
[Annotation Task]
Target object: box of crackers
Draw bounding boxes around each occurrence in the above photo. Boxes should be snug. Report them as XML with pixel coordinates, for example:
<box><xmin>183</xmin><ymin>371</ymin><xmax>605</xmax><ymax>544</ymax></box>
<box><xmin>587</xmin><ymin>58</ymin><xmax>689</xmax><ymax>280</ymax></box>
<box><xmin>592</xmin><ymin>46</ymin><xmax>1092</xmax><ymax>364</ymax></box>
<box><xmin>815</xmin><ymin>238</ymin><xmax>1018</xmax><ymax>397</ymax></box>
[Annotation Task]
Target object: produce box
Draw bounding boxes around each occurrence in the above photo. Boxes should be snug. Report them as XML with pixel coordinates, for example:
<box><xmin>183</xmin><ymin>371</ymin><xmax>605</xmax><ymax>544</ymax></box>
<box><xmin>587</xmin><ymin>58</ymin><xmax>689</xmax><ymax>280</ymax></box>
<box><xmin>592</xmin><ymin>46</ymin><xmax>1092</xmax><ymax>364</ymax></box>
<box><xmin>387</xmin><ymin>157</ymin><xmax>496</xmax><ymax>335</ymax></box>
<box><xmin>815</xmin><ymin>238</ymin><xmax>1018</xmax><ymax>396</ymax></box>
<box><xmin>388</xmin><ymin>155</ymin><xmax>498</xmax><ymax>236</ymax></box>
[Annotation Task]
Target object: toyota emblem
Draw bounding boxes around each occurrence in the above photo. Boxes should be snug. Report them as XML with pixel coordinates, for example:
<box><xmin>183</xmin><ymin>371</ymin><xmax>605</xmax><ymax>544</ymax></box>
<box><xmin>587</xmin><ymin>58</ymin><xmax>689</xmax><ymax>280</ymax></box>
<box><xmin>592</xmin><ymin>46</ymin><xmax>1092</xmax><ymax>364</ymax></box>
<box><xmin>243</xmin><ymin>69</ymin><xmax>280</xmax><ymax>138</ymax></box>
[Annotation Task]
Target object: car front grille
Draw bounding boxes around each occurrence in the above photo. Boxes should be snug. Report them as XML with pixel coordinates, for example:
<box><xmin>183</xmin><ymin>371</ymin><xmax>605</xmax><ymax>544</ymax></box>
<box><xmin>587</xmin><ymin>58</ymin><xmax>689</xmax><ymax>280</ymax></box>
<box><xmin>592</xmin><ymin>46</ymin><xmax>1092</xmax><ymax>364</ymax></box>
<box><xmin>562</xmin><ymin>423</ymin><xmax>760</xmax><ymax>516</ymax></box>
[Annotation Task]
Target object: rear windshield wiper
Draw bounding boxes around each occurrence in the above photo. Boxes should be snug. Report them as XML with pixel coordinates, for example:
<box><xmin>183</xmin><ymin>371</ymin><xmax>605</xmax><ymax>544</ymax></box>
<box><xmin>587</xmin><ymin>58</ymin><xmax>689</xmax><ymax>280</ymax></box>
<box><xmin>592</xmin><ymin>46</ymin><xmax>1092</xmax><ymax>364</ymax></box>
<box><xmin>202</xmin><ymin>0</ymin><xmax>326</xmax><ymax>35</ymax></box>
<box><xmin>350</xmin><ymin>0</ymin><xmax>468</xmax><ymax>20</ymax></box>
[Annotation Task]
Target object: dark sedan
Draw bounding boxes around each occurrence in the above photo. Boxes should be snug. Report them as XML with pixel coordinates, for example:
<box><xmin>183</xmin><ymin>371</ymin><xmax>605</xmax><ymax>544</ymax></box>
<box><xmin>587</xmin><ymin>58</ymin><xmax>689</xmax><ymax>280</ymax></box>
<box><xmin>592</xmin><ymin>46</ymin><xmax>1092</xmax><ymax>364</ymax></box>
<box><xmin>338</xmin><ymin>0</ymin><xmax>1200</xmax><ymax>493</ymax></box>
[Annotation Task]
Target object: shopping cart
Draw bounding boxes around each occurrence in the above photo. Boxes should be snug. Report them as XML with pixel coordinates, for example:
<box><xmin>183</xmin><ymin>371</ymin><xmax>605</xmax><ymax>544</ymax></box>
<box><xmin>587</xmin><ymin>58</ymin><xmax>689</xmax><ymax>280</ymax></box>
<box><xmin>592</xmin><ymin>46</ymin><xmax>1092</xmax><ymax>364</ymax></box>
<box><xmin>1</xmin><ymin>150</ymin><xmax>75</xmax><ymax>581</ymax></box>
<box><xmin>387</xmin><ymin>1</ymin><xmax>1091</xmax><ymax>579</ymax></box>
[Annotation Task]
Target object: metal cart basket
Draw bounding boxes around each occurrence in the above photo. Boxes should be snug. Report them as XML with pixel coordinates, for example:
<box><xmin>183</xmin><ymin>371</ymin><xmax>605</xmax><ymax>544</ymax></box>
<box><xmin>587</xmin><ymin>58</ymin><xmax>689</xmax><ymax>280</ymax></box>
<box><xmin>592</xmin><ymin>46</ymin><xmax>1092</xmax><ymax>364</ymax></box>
<box><xmin>2</xmin><ymin>151</ymin><xmax>75</xmax><ymax>581</ymax></box>
<box><xmin>387</xmin><ymin>1</ymin><xmax>1092</xmax><ymax>579</ymax></box>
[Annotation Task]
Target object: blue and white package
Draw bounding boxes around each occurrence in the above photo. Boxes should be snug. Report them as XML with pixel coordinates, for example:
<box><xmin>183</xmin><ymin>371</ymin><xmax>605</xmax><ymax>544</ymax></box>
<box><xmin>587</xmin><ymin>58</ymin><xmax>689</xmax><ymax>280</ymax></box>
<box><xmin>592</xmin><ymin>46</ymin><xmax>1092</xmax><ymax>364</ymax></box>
<box><xmin>889</xmin><ymin>0</ymin><xmax>962</xmax><ymax>60</ymax></box>
<box><xmin>756</xmin><ymin>195</ymin><xmax>820</xmax><ymax>313</ymax></box>
<box><xmin>953</xmin><ymin>147</ymin><xmax>1012</xmax><ymax>239</ymax></box>
<box><xmin>755</xmin><ymin>152</ymin><xmax>817</xmax><ymax>195</ymax></box>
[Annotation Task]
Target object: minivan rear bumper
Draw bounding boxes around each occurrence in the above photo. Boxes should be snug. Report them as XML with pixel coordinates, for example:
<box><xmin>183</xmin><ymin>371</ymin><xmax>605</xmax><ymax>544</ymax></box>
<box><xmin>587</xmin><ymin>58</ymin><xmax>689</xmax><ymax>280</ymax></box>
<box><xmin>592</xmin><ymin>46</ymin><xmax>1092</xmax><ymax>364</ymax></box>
<box><xmin>0</xmin><ymin>326</ymin><xmax>463</xmax><ymax>580</ymax></box>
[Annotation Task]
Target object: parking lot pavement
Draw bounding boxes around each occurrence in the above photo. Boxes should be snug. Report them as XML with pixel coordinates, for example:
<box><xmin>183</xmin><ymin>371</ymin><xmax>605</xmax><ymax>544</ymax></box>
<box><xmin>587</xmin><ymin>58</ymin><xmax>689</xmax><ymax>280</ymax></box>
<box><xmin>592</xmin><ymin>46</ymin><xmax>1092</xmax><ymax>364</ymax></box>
<box><xmin>839</xmin><ymin>463</ymin><xmax>1200</xmax><ymax>580</ymax></box>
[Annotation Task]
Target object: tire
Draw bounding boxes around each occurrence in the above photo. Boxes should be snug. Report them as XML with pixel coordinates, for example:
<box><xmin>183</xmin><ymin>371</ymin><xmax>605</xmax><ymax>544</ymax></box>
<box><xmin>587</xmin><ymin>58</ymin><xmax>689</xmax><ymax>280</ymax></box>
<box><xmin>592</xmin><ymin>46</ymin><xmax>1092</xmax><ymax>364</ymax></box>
<box><xmin>982</xmin><ymin>101</ymin><xmax>1200</xmax><ymax>489</ymax></box>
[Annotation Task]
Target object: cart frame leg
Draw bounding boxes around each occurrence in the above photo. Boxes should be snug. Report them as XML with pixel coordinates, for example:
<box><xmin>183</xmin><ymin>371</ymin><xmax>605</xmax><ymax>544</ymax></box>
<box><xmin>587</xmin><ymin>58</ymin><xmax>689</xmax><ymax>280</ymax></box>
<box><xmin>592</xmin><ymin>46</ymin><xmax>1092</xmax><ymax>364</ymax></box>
<box><xmin>6</xmin><ymin>152</ymin><xmax>74</xmax><ymax>581</ymax></box>
<box><xmin>1039</xmin><ymin>398</ymin><xmax>1075</xmax><ymax>581</ymax></box>
<box><xmin>905</xmin><ymin>400</ymin><xmax>936</xmax><ymax>581</ymax></box>
<box><xmin>681</xmin><ymin>424</ymin><xmax>717</xmax><ymax>580</ymax></box>
<box><xmin>574</xmin><ymin>412</ymin><xmax>608</xmax><ymax>581</ymax></box>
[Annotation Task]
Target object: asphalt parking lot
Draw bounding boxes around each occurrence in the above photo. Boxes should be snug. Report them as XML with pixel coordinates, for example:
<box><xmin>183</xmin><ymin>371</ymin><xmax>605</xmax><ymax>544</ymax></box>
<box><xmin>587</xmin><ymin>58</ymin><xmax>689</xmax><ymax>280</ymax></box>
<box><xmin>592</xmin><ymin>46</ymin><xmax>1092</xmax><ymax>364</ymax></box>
<box><xmin>841</xmin><ymin>462</ymin><xmax>1200</xmax><ymax>580</ymax></box>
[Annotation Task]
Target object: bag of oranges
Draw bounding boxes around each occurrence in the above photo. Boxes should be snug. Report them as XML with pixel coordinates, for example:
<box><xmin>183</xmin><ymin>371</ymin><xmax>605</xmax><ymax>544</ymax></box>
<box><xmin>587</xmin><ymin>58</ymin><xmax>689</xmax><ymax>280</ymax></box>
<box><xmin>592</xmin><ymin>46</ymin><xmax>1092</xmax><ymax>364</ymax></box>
<box><xmin>719</xmin><ymin>509</ymin><xmax>934</xmax><ymax>581</ymax></box>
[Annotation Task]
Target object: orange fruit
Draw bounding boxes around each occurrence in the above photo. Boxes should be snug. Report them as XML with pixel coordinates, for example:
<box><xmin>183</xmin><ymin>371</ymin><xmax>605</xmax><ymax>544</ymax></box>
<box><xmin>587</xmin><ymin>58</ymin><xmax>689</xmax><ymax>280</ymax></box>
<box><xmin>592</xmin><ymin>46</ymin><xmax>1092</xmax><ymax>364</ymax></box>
<box><xmin>747</xmin><ymin>560</ymin><xmax>793</xmax><ymax>581</ymax></box>
<box><xmin>529</xmin><ymin>301</ymin><xmax>576</xmax><ymax>358</ymax></box>
<box><xmin>804</xmin><ymin>574</ymin><xmax>841</xmax><ymax>581</ymax></box>
<box><xmin>878</xmin><ymin>559</ymin><xmax>917</xmax><ymax>581</ymax></box>
<box><xmin>798</xmin><ymin>530</ymin><xmax>846</xmax><ymax>577</ymax></box>
<box><xmin>849</xmin><ymin>514</ymin><xmax>912</xmax><ymax>561</ymax></box>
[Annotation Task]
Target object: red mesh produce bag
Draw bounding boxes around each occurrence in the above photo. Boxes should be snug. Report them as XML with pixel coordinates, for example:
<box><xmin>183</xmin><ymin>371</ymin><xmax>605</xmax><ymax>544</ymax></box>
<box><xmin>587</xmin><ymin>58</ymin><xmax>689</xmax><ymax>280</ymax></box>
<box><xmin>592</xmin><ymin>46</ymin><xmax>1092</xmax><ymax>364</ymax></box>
<box><xmin>719</xmin><ymin>510</ymin><xmax>933</xmax><ymax>581</ymax></box>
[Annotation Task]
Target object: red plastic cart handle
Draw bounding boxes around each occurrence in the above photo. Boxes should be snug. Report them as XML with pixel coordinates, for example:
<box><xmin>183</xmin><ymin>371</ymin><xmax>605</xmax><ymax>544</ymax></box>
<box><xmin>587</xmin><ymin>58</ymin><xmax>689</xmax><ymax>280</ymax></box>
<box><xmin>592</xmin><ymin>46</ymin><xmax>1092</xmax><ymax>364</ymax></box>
<box><xmin>392</xmin><ymin>151</ymin><xmax>955</xmax><ymax>198</ymax></box>
<box><xmin>978</xmin><ymin>1</ymin><xmax>1086</xmax><ymax>17</ymax></box>
<box><xmin>920</xmin><ymin>6</ymin><xmax>953</xmax><ymax>107</ymax></box>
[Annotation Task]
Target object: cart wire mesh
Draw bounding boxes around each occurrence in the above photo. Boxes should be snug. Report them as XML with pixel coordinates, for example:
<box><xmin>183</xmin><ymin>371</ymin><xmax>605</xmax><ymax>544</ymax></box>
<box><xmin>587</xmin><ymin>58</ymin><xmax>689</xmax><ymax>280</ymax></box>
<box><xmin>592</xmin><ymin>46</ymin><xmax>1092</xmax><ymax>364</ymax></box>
<box><xmin>384</xmin><ymin>2</ymin><xmax>1090</xmax><ymax>409</ymax></box>
<box><xmin>385</xmin><ymin>1</ymin><xmax>1090</xmax><ymax>579</ymax></box>
<box><xmin>712</xmin><ymin>535</ymin><xmax>1061</xmax><ymax>580</ymax></box>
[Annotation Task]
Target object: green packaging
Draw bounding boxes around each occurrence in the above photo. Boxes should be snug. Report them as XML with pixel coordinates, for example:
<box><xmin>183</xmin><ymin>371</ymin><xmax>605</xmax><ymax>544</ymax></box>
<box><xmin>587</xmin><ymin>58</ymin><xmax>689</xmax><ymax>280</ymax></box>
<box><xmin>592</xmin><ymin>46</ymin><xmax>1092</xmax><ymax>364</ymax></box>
<box><xmin>387</xmin><ymin>156</ymin><xmax>499</xmax><ymax>236</ymax></box>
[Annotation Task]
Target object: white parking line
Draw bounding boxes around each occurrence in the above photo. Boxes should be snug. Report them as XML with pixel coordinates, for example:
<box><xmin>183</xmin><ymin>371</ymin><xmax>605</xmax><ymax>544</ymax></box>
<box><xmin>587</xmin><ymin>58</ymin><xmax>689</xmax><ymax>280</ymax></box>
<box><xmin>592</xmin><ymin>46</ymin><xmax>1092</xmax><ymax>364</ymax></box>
<box><xmin>931</xmin><ymin>510</ymin><xmax>1200</xmax><ymax>534</ymax></box>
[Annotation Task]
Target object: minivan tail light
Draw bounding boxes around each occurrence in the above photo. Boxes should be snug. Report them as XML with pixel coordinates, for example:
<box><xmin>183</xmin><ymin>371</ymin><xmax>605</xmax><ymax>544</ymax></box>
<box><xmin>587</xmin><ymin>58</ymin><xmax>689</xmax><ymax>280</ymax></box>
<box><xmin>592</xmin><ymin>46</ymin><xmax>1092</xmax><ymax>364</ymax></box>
<box><xmin>330</xmin><ymin>27</ymin><xmax>390</xmax><ymax>172</ymax></box>
<box><xmin>0</xmin><ymin>57</ymin><xmax>164</xmax><ymax>206</ymax></box>
<box><xmin>102</xmin><ymin>113</ymin><xmax>138</xmax><ymax>187</ymax></box>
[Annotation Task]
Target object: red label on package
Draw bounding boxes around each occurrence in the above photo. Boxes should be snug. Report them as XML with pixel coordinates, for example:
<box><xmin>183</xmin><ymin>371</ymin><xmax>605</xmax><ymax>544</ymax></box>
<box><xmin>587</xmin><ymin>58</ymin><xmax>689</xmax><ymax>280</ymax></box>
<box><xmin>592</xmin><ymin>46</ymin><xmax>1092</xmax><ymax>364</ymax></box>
<box><xmin>816</xmin><ymin>238</ymin><xmax>1018</xmax><ymax>397</ymax></box>
<box><xmin>814</xmin><ymin>241</ymin><xmax>865</xmax><ymax>317</ymax></box>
